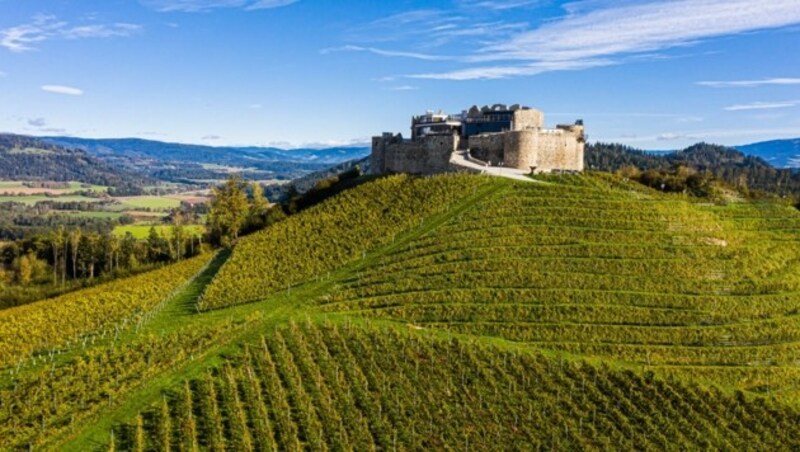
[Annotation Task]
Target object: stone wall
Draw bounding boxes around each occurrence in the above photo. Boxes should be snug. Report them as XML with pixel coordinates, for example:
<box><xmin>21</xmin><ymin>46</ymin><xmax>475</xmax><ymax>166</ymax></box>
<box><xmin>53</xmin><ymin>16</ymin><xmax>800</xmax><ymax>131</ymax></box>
<box><xmin>371</xmin><ymin>134</ymin><xmax>458</xmax><ymax>175</ymax></box>
<box><xmin>504</xmin><ymin>130</ymin><xmax>537</xmax><ymax>171</ymax></box>
<box><xmin>468</xmin><ymin>133</ymin><xmax>505</xmax><ymax>165</ymax></box>
<box><xmin>512</xmin><ymin>109</ymin><xmax>544</xmax><ymax>130</ymax></box>
<box><xmin>533</xmin><ymin>130</ymin><xmax>584</xmax><ymax>172</ymax></box>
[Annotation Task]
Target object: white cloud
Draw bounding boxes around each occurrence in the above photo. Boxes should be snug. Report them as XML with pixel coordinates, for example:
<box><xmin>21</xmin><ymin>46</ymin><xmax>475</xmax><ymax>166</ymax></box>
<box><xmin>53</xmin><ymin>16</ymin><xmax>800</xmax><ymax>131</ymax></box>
<box><xmin>456</xmin><ymin>0</ymin><xmax>539</xmax><ymax>10</ymax></box>
<box><xmin>350</xmin><ymin>0</ymin><xmax>800</xmax><ymax>81</ymax></box>
<box><xmin>140</xmin><ymin>0</ymin><xmax>297</xmax><ymax>12</ymax></box>
<box><xmin>246</xmin><ymin>0</ymin><xmax>298</xmax><ymax>10</ymax></box>
<box><xmin>477</xmin><ymin>0</ymin><xmax>800</xmax><ymax>63</ymax></box>
<box><xmin>410</xmin><ymin>58</ymin><xmax>612</xmax><ymax>80</ymax></box>
<box><xmin>322</xmin><ymin>45</ymin><xmax>454</xmax><ymax>61</ymax></box>
<box><xmin>387</xmin><ymin>85</ymin><xmax>419</xmax><ymax>91</ymax></box>
<box><xmin>698</xmin><ymin>78</ymin><xmax>800</xmax><ymax>88</ymax></box>
<box><xmin>1</xmin><ymin>15</ymin><xmax>141</xmax><ymax>53</ymax></box>
<box><xmin>41</xmin><ymin>85</ymin><xmax>84</xmax><ymax>96</ymax></box>
<box><xmin>249</xmin><ymin>103</ymin><xmax>263</xmax><ymax>109</ymax></box>
<box><xmin>657</xmin><ymin>132</ymin><xmax>689</xmax><ymax>141</ymax></box>
<box><xmin>725</xmin><ymin>101</ymin><xmax>800</xmax><ymax>111</ymax></box>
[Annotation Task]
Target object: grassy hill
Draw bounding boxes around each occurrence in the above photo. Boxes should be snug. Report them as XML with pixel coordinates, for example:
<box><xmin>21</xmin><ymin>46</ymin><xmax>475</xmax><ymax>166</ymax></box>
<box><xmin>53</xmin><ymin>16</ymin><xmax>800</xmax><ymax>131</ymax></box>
<box><xmin>2</xmin><ymin>172</ymin><xmax>800</xmax><ymax>450</ymax></box>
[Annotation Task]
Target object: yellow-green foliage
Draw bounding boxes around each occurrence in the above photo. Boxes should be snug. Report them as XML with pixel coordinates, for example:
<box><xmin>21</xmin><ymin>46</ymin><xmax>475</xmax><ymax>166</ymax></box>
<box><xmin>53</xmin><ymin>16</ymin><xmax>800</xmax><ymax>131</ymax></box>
<box><xmin>118</xmin><ymin>322</ymin><xmax>800</xmax><ymax>450</ymax></box>
<box><xmin>0</xmin><ymin>318</ymin><xmax>250</xmax><ymax>450</ymax></box>
<box><xmin>0</xmin><ymin>254</ymin><xmax>211</xmax><ymax>368</ymax></box>
<box><xmin>319</xmin><ymin>173</ymin><xmax>800</xmax><ymax>396</ymax></box>
<box><xmin>199</xmin><ymin>174</ymin><xmax>487</xmax><ymax>310</ymax></box>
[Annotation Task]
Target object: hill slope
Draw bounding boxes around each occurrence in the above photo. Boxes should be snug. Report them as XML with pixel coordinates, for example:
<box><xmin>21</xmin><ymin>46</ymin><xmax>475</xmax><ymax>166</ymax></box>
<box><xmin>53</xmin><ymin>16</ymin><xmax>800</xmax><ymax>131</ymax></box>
<box><xmin>0</xmin><ymin>134</ymin><xmax>147</xmax><ymax>192</ymax></box>
<box><xmin>588</xmin><ymin>141</ymin><xmax>800</xmax><ymax>196</ymax></box>
<box><xmin>3</xmin><ymin>172</ymin><xmax>800</xmax><ymax>450</ymax></box>
<box><xmin>43</xmin><ymin>136</ymin><xmax>369</xmax><ymax>182</ymax></box>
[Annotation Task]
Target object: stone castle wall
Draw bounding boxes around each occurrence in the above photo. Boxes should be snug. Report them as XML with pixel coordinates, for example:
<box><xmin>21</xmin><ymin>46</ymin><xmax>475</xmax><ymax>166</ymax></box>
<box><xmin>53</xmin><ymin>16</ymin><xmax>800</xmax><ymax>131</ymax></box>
<box><xmin>371</xmin><ymin>106</ymin><xmax>584</xmax><ymax>176</ymax></box>
<box><xmin>371</xmin><ymin>134</ymin><xmax>458</xmax><ymax>175</ymax></box>
<box><xmin>534</xmin><ymin>130</ymin><xmax>584</xmax><ymax>172</ymax></box>
<box><xmin>511</xmin><ymin>109</ymin><xmax>544</xmax><ymax>131</ymax></box>
<box><xmin>468</xmin><ymin>134</ymin><xmax>505</xmax><ymax>165</ymax></box>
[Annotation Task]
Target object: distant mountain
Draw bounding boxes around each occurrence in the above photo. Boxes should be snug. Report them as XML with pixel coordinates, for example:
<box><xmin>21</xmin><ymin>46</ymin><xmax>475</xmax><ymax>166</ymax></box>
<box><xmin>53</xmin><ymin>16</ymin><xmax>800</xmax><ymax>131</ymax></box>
<box><xmin>735</xmin><ymin>138</ymin><xmax>800</xmax><ymax>168</ymax></box>
<box><xmin>587</xmin><ymin>141</ymin><xmax>800</xmax><ymax>196</ymax></box>
<box><xmin>42</xmin><ymin>136</ymin><xmax>370</xmax><ymax>183</ymax></box>
<box><xmin>0</xmin><ymin>134</ymin><xmax>147</xmax><ymax>194</ymax></box>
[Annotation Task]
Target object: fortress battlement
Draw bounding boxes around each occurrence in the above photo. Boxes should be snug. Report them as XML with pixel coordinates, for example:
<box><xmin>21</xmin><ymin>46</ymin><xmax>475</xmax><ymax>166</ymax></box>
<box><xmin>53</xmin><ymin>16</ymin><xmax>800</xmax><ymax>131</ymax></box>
<box><xmin>371</xmin><ymin>104</ymin><xmax>585</xmax><ymax>175</ymax></box>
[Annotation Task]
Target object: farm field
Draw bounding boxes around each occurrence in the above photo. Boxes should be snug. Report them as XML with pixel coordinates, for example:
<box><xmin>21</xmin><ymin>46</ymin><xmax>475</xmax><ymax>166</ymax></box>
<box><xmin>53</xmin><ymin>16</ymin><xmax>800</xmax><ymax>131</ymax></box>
<box><xmin>114</xmin><ymin>195</ymin><xmax>183</xmax><ymax>210</ymax></box>
<box><xmin>0</xmin><ymin>180</ymin><xmax>108</xmax><ymax>195</ymax></box>
<box><xmin>0</xmin><ymin>194</ymin><xmax>104</xmax><ymax>205</ymax></box>
<box><xmin>4</xmin><ymin>173</ymin><xmax>800</xmax><ymax>450</ymax></box>
<box><xmin>113</xmin><ymin>223</ymin><xmax>206</xmax><ymax>238</ymax></box>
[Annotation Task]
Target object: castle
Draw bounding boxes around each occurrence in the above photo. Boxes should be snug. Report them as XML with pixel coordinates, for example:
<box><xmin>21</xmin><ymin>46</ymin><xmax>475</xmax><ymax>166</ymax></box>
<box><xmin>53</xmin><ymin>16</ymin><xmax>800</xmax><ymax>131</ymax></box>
<box><xmin>371</xmin><ymin>104</ymin><xmax>585</xmax><ymax>175</ymax></box>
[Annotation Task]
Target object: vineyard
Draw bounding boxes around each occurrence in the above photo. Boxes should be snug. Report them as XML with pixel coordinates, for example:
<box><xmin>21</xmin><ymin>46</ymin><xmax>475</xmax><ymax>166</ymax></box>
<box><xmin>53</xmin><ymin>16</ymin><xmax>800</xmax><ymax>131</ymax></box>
<box><xmin>318</xmin><ymin>173</ymin><xmax>800</xmax><ymax>396</ymax></box>
<box><xmin>3</xmin><ymin>172</ymin><xmax>800</xmax><ymax>449</ymax></box>
<box><xmin>0</xmin><ymin>253</ymin><xmax>212</xmax><ymax>370</ymax></box>
<box><xmin>199</xmin><ymin>173</ymin><xmax>489</xmax><ymax>310</ymax></box>
<box><xmin>114</xmin><ymin>321</ymin><xmax>800</xmax><ymax>451</ymax></box>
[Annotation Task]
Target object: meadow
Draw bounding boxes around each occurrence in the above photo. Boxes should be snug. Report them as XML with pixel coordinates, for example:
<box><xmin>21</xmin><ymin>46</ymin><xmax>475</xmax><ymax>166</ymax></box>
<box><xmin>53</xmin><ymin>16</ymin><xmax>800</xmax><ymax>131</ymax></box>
<box><xmin>113</xmin><ymin>224</ymin><xmax>206</xmax><ymax>238</ymax></box>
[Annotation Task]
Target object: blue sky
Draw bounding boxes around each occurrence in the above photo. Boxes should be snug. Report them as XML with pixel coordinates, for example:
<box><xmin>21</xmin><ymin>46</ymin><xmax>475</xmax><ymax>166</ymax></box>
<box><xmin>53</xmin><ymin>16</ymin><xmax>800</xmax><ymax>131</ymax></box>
<box><xmin>1</xmin><ymin>0</ymin><xmax>799</xmax><ymax>150</ymax></box>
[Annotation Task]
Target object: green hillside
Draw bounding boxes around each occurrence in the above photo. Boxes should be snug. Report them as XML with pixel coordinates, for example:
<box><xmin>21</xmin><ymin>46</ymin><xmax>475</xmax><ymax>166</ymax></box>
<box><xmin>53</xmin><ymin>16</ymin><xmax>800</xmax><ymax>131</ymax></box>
<box><xmin>3</xmin><ymin>172</ymin><xmax>800</xmax><ymax>450</ymax></box>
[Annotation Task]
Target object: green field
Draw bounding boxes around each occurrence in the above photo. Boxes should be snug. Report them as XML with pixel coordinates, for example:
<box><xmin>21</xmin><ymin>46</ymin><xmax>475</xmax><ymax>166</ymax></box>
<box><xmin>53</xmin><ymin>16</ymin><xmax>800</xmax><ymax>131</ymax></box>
<box><xmin>115</xmin><ymin>196</ymin><xmax>183</xmax><ymax>210</ymax></box>
<box><xmin>3</xmin><ymin>173</ymin><xmax>800</xmax><ymax>450</ymax></box>
<box><xmin>0</xmin><ymin>180</ymin><xmax>108</xmax><ymax>193</ymax></box>
<box><xmin>54</xmin><ymin>210</ymin><xmax>122</xmax><ymax>219</ymax></box>
<box><xmin>113</xmin><ymin>224</ymin><xmax>206</xmax><ymax>238</ymax></box>
<box><xmin>0</xmin><ymin>194</ymin><xmax>103</xmax><ymax>205</ymax></box>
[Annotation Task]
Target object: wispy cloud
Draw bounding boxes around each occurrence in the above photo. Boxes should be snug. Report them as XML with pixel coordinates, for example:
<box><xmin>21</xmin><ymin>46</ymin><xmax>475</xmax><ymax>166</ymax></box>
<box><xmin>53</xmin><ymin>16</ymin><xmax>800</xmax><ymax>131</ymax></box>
<box><xmin>24</xmin><ymin>117</ymin><xmax>67</xmax><ymax>134</ymax></box>
<box><xmin>27</xmin><ymin>118</ymin><xmax>47</xmax><ymax>128</ymax></box>
<box><xmin>1</xmin><ymin>15</ymin><xmax>141</xmax><ymax>53</ymax></box>
<box><xmin>341</xmin><ymin>0</ymin><xmax>800</xmax><ymax>81</ymax></box>
<box><xmin>698</xmin><ymin>77</ymin><xmax>800</xmax><ymax>88</ymax></box>
<box><xmin>724</xmin><ymin>100</ymin><xmax>800</xmax><ymax>111</ymax></box>
<box><xmin>409</xmin><ymin>58</ymin><xmax>612</xmax><ymax>80</ymax></box>
<box><xmin>321</xmin><ymin>45</ymin><xmax>454</xmax><ymax>62</ymax></box>
<box><xmin>246</xmin><ymin>0</ymin><xmax>298</xmax><ymax>10</ymax></box>
<box><xmin>41</xmin><ymin>85</ymin><xmax>84</xmax><ymax>96</ymax></box>
<box><xmin>386</xmin><ymin>85</ymin><xmax>419</xmax><ymax>91</ymax></box>
<box><xmin>140</xmin><ymin>0</ymin><xmax>298</xmax><ymax>12</ymax></box>
<box><xmin>456</xmin><ymin>0</ymin><xmax>539</xmax><ymax>11</ymax></box>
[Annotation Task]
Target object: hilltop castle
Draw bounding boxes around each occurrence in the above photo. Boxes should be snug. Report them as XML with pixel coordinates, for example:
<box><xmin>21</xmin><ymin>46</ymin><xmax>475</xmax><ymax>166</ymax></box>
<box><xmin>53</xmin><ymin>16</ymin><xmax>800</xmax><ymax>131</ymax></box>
<box><xmin>371</xmin><ymin>104</ymin><xmax>585</xmax><ymax>175</ymax></box>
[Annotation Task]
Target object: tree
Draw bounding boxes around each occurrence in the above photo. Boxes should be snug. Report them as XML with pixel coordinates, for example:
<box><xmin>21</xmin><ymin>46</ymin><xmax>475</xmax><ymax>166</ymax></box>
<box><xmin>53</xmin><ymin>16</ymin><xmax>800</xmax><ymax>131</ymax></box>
<box><xmin>147</xmin><ymin>227</ymin><xmax>168</xmax><ymax>262</ymax></box>
<box><xmin>49</xmin><ymin>226</ymin><xmax>66</xmax><ymax>285</ymax></box>
<box><xmin>68</xmin><ymin>228</ymin><xmax>82</xmax><ymax>279</ymax></box>
<box><xmin>208</xmin><ymin>176</ymin><xmax>250</xmax><ymax>246</ymax></box>
<box><xmin>15</xmin><ymin>253</ymin><xmax>33</xmax><ymax>285</ymax></box>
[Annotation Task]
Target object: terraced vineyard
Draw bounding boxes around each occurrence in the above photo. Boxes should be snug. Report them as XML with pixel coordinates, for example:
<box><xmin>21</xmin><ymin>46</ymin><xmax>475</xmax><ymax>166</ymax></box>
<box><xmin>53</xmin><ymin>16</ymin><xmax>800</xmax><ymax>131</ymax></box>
<box><xmin>3</xmin><ymin>172</ymin><xmax>800</xmax><ymax>450</ymax></box>
<box><xmin>319</xmin><ymin>174</ymin><xmax>800</xmax><ymax>396</ymax></box>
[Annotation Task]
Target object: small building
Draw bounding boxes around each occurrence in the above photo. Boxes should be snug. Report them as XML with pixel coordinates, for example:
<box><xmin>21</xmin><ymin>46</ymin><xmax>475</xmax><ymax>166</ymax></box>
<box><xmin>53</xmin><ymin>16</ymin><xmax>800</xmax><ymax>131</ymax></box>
<box><xmin>371</xmin><ymin>104</ymin><xmax>585</xmax><ymax>175</ymax></box>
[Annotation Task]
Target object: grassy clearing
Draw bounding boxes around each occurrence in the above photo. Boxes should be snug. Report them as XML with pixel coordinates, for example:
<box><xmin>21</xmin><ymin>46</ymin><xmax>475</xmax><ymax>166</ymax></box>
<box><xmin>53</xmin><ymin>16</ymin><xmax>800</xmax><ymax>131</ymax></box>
<box><xmin>113</xmin><ymin>224</ymin><xmax>205</xmax><ymax>238</ymax></box>
<box><xmin>114</xmin><ymin>196</ymin><xmax>182</xmax><ymax>210</ymax></box>
<box><xmin>0</xmin><ymin>180</ymin><xmax>108</xmax><ymax>195</ymax></box>
<box><xmin>53</xmin><ymin>210</ymin><xmax>122</xmax><ymax>219</ymax></box>
<box><xmin>0</xmin><ymin>194</ymin><xmax>103</xmax><ymax>205</ymax></box>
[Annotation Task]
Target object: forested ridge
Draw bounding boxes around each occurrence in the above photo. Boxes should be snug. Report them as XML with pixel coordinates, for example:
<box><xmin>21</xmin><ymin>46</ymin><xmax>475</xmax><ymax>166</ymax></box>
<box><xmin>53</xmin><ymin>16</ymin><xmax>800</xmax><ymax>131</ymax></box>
<box><xmin>0</xmin><ymin>134</ymin><xmax>147</xmax><ymax>193</ymax></box>
<box><xmin>587</xmin><ymin>141</ymin><xmax>800</xmax><ymax>197</ymax></box>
